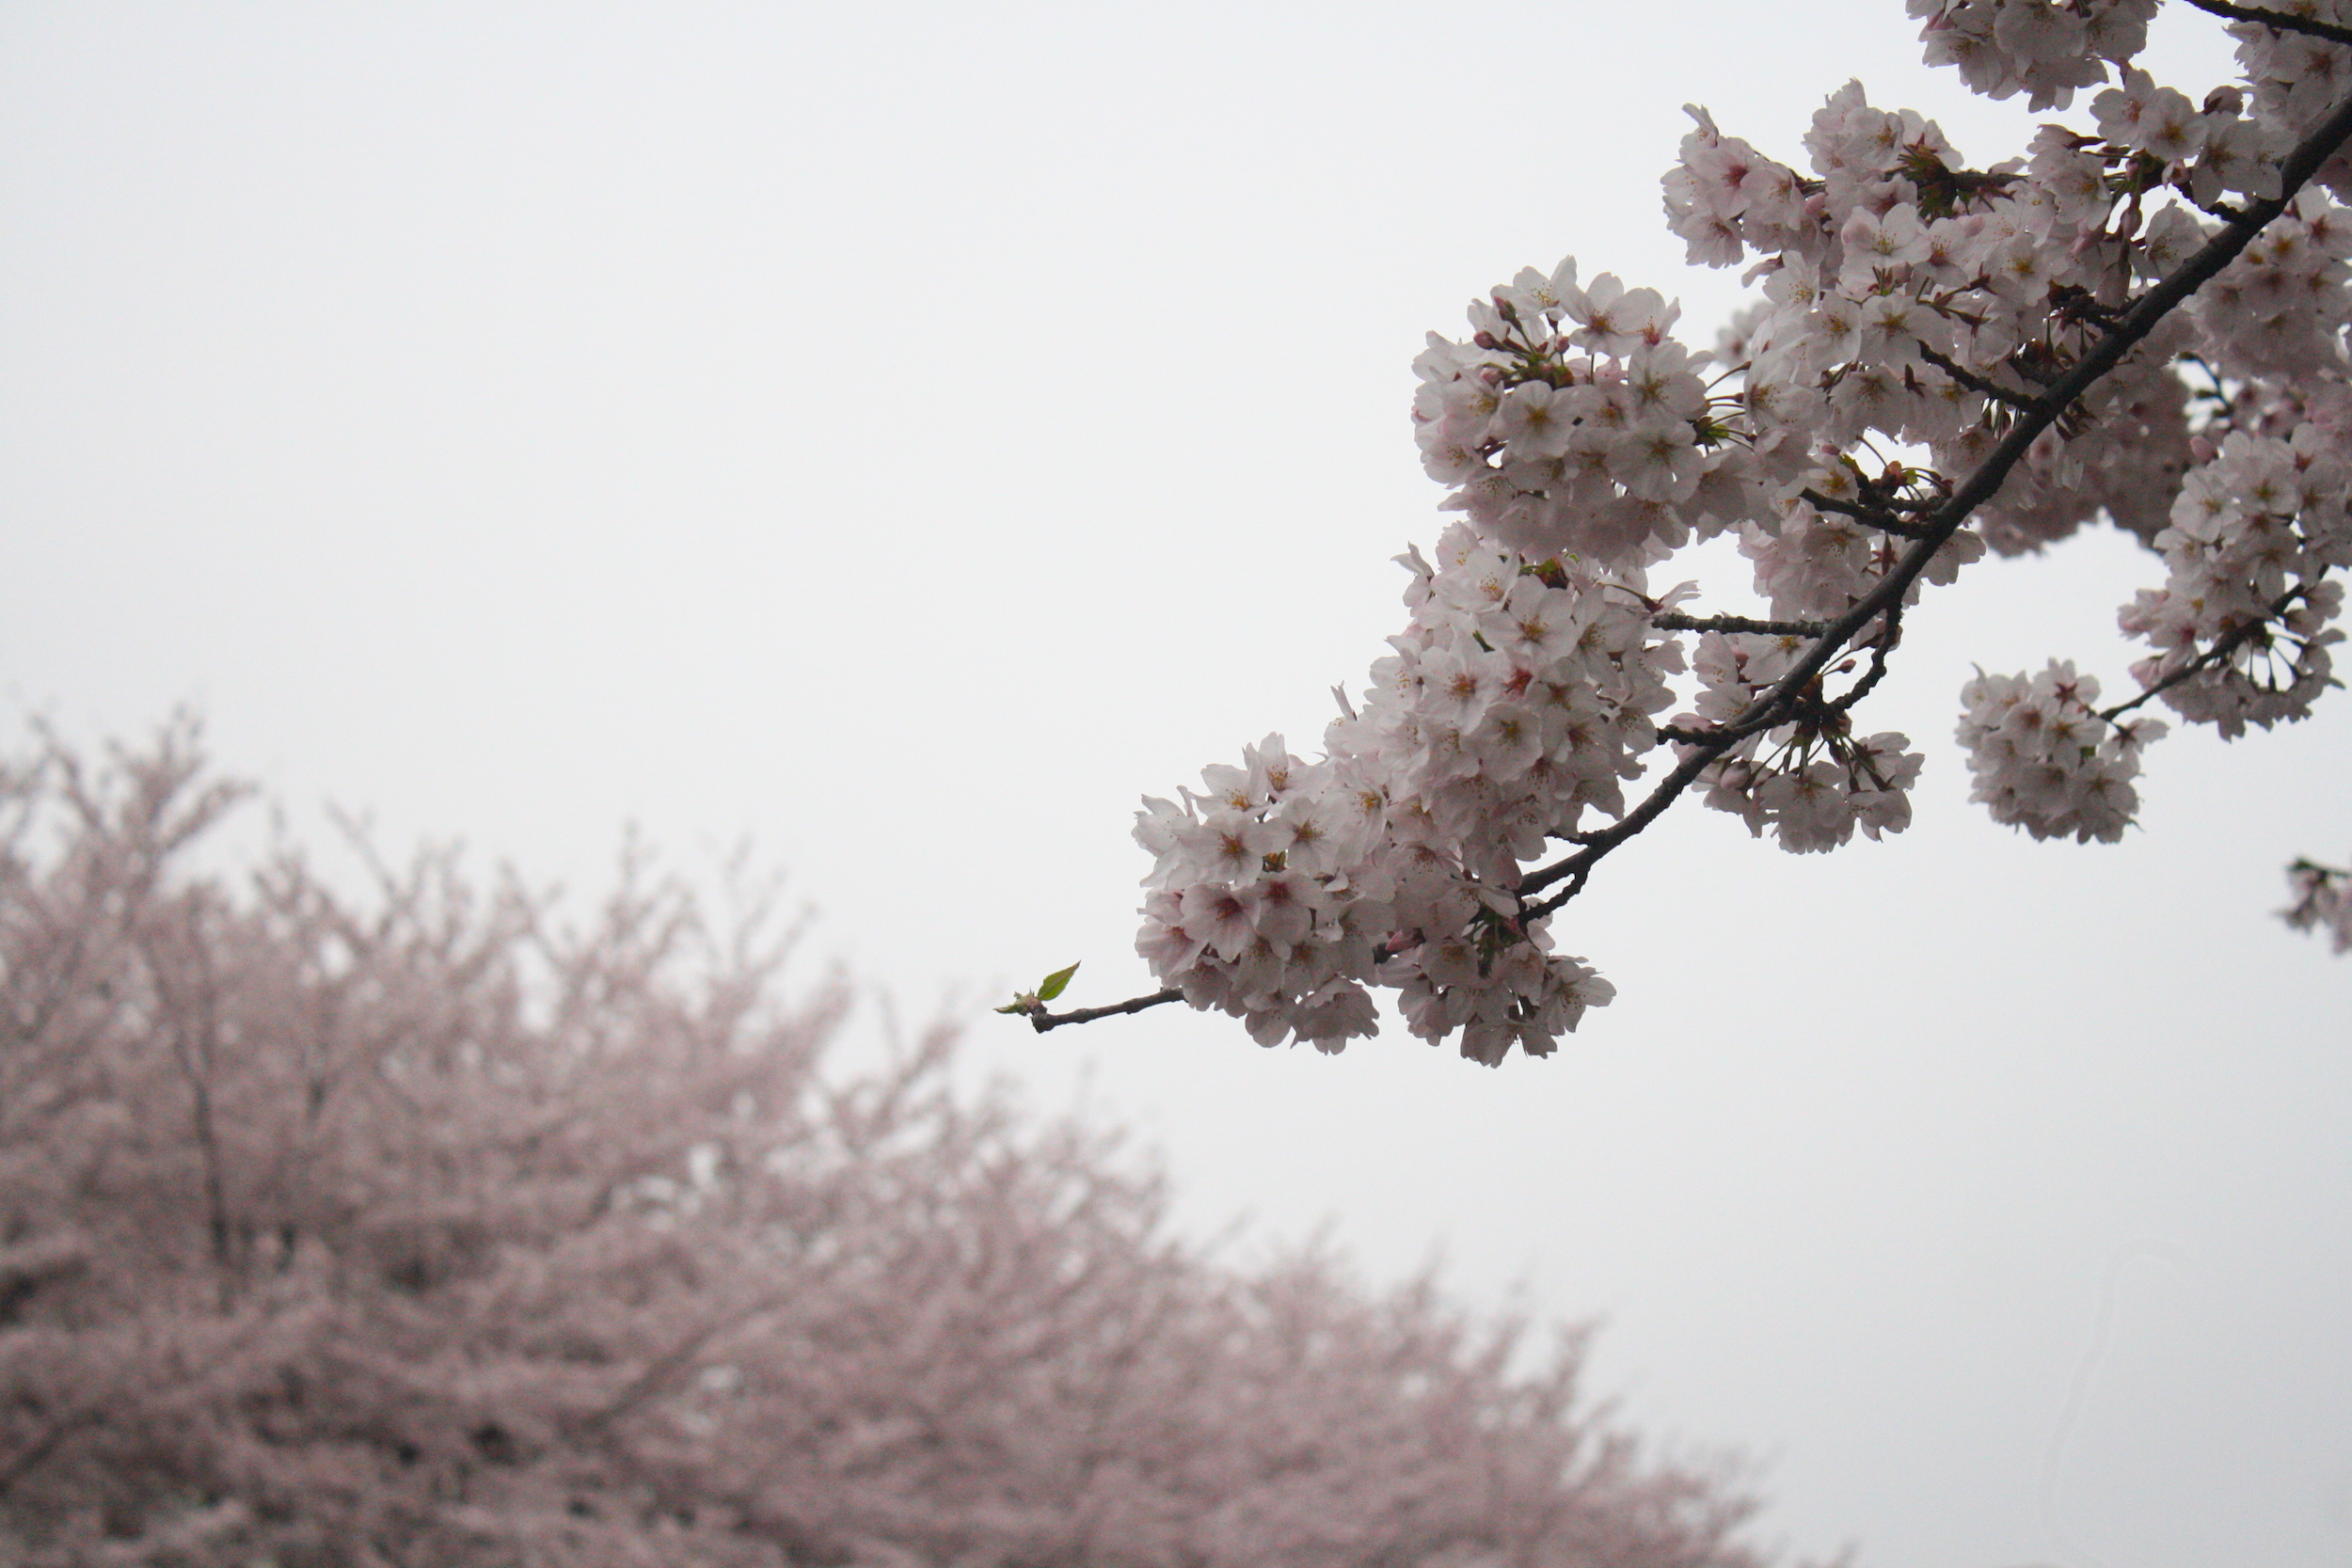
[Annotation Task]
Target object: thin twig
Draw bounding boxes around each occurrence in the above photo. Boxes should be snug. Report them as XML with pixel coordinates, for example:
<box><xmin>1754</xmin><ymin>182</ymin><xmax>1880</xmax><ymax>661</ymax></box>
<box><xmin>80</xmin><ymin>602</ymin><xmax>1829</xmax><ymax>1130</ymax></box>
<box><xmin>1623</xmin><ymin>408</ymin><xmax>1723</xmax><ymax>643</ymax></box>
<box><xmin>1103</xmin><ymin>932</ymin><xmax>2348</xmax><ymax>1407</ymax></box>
<box><xmin>1027</xmin><ymin>988</ymin><xmax>1184</xmax><ymax>1033</ymax></box>
<box><xmin>1831</xmin><ymin>604</ymin><xmax>1904</xmax><ymax>713</ymax></box>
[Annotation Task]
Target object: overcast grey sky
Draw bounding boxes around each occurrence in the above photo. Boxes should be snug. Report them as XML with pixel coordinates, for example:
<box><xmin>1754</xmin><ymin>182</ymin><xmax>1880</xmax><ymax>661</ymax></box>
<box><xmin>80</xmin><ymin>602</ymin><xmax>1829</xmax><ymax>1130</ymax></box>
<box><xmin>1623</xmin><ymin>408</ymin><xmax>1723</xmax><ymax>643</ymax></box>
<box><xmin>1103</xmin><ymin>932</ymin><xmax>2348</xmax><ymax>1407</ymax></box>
<box><xmin>4</xmin><ymin>3</ymin><xmax>2348</xmax><ymax>1563</ymax></box>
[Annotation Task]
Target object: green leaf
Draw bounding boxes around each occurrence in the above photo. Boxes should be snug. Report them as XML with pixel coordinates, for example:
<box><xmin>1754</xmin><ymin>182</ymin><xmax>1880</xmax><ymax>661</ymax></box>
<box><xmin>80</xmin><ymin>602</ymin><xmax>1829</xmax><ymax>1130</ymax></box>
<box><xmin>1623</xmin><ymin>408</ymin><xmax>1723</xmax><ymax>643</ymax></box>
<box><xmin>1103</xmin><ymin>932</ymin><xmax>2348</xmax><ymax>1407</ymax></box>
<box><xmin>1037</xmin><ymin>962</ymin><xmax>1080</xmax><ymax>1003</ymax></box>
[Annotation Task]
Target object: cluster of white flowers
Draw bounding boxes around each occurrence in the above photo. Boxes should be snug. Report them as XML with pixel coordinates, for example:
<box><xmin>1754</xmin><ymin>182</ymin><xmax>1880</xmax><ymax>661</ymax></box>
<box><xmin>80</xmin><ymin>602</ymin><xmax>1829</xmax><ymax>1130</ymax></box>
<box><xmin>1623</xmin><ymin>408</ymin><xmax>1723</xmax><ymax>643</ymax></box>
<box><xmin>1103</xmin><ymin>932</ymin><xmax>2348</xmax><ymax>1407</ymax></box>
<box><xmin>2191</xmin><ymin>189</ymin><xmax>2352</xmax><ymax>380</ymax></box>
<box><xmin>1677</xmin><ymin>630</ymin><xmax>1926</xmax><ymax>852</ymax></box>
<box><xmin>1407</xmin><ymin>261</ymin><xmax>1759</xmax><ymax>568</ymax></box>
<box><xmin>1135</xmin><ymin>524</ymin><xmax>1657</xmax><ymax>1062</ymax></box>
<box><xmin>1681</xmin><ymin>66</ymin><xmax>2289</xmax><ymax>560</ymax></box>
<box><xmin>1955</xmin><ymin>662</ymin><xmax>2165</xmax><ymax>842</ymax></box>
<box><xmin>1909</xmin><ymin>0</ymin><xmax>2160</xmax><ymax>111</ymax></box>
<box><xmin>1111</xmin><ymin>0</ymin><xmax>2352</xmax><ymax>1054</ymax></box>
<box><xmin>1134</xmin><ymin>735</ymin><xmax>1389</xmax><ymax>1054</ymax></box>
<box><xmin>2121</xmin><ymin>422</ymin><xmax>2352</xmax><ymax>736</ymax></box>
<box><xmin>1963</xmin><ymin>341</ymin><xmax>2194</xmax><ymax>554</ymax></box>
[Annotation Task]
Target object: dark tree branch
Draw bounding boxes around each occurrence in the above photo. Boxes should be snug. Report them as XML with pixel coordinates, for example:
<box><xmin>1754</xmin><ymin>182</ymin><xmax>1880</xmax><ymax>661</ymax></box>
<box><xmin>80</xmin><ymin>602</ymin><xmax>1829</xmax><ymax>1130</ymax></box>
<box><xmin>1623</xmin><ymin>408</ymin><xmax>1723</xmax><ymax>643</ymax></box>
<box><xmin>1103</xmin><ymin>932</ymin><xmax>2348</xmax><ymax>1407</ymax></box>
<box><xmin>2182</xmin><ymin>0</ymin><xmax>2352</xmax><ymax>48</ymax></box>
<box><xmin>1651</xmin><ymin>611</ymin><xmax>1833</xmax><ymax>637</ymax></box>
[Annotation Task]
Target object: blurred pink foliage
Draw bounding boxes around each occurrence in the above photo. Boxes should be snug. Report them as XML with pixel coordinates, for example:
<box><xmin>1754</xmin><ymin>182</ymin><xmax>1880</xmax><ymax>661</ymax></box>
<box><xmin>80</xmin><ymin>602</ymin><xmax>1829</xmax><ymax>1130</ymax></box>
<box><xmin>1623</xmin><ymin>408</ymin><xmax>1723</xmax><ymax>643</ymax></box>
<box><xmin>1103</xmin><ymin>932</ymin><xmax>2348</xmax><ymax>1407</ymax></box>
<box><xmin>0</xmin><ymin>722</ymin><xmax>1772</xmax><ymax>1568</ymax></box>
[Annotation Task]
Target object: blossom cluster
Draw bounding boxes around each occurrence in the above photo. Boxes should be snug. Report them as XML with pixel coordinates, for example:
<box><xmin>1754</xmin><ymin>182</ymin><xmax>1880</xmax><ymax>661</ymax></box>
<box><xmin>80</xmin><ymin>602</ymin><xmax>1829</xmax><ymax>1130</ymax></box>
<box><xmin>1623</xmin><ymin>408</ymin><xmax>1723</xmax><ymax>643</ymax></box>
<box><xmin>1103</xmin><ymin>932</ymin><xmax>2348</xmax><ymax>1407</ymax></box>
<box><xmin>1673</xmin><ymin>66</ymin><xmax>2285</xmax><ymax>561</ymax></box>
<box><xmin>1909</xmin><ymin>0</ymin><xmax>2160</xmax><ymax>112</ymax></box>
<box><xmin>2121</xmin><ymin>422</ymin><xmax>2352</xmax><ymax>736</ymax></box>
<box><xmin>1111</xmin><ymin>0</ymin><xmax>2352</xmax><ymax>1057</ymax></box>
<box><xmin>1955</xmin><ymin>661</ymin><xmax>2165</xmax><ymax>842</ymax></box>
<box><xmin>1136</xmin><ymin>524</ymin><xmax>1661</xmax><ymax>1062</ymax></box>
<box><xmin>2188</xmin><ymin>190</ymin><xmax>2352</xmax><ymax>381</ymax></box>
<box><xmin>2229</xmin><ymin>0</ymin><xmax>2352</xmax><ymax>198</ymax></box>
<box><xmin>1407</xmin><ymin>260</ymin><xmax>1758</xmax><ymax>568</ymax></box>
<box><xmin>1677</xmin><ymin>629</ymin><xmax>1925</xmax><ymax>852</ymax></box>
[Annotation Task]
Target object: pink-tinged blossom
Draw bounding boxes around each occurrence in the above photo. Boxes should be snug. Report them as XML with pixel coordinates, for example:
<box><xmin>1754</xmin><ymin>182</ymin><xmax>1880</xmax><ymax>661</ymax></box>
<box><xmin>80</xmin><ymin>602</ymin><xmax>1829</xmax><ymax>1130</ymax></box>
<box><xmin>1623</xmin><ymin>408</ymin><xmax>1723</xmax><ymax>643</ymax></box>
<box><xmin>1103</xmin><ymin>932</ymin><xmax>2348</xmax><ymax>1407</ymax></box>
<box><xmin>1133</xmin><ymin>524</ymin><xmax>1689</xmax><ymax>1059</ymax></box>
<box><xmin>1909</xmin><ymin>0</ymin><xmax>2155</xmax><ymax>110</ymax></box>
<box><xmin>2119</xmin><ymin>422</ymin><xmax>2351</xmax><ymax>737</ymax></box>
<box><xmin>1956</xmin><ymin>661</ymin><xmax>2166</xmax><ymax>842</ymax></box>
<box><xmin>1677</xmin><ymin>633</ymin><xmax>1927</xmax><ymax>854</ymax></box>
<box><xmin>1501</xmin><ymin>380</ymin><xmax>1581</xmax><ymax>459</ymax></box>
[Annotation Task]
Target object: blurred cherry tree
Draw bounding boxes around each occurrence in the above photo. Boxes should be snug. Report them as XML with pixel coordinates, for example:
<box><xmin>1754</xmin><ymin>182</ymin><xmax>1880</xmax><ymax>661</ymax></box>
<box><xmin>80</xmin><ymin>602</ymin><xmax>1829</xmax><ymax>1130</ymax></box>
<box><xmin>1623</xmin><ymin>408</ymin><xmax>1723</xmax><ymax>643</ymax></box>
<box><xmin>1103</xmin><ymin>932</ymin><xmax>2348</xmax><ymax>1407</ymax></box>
<box><xmin>0</xmin><ymin>722</ymin><xmax>1774</xmax><ymax>1568</ymax></box>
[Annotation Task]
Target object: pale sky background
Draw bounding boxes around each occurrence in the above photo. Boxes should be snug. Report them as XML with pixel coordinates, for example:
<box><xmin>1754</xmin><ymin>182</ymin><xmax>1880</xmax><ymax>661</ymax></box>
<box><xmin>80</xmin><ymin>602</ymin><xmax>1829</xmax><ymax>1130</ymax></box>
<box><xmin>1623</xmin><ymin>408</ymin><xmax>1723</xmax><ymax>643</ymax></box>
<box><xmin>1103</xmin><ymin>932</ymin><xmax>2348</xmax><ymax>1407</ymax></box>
<box><xmin>4</xmin><ymin>3</ymin><xmax>2349</xmax><ymax>1564</ymax></box>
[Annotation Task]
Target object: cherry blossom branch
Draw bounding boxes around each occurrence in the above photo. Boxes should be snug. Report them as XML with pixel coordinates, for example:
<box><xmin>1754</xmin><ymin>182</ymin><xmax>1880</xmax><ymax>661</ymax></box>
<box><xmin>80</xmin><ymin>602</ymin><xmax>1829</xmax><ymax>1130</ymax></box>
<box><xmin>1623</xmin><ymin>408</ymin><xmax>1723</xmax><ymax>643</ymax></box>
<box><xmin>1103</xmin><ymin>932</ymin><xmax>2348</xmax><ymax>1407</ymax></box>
<box><xmin>2096</xmin><ymin>585</ymin><xmax>2312</xmax><ymax>721</ymax></box>
<box><xmin>1025</xmin><ymin>987</ymin><xmax>1184</xmax><ymax>1033</ymax></box>
<box><xmin>0</xmin><ymin>1313</ymin><xmax>277</xmax><ymax>1497</ymax></box>
<box><xmin>572</xmin><ymin>1292</ymin><xmax>795</xmax><ymax>1435</ymax></box>
<box><xmin>1518</xmin><ymin>84</ymin><xmax>2352</xmax><ymax>913</ymax></box>
<box><xmin>1518</xmin><ymin>742</ymin><xmax>1714</xmax><ymax>916</ymax></box>
<box><xmin>2181</xmin><ymin>0</ymin><xmax>2352</xmax><ymax>49</ymax></box>
<box><xmin>1055</xmin><ymin>75</ymin><xmax>2352</xmax><ymax>1041</ymax></box>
